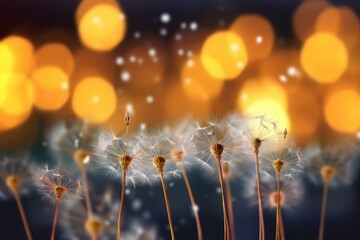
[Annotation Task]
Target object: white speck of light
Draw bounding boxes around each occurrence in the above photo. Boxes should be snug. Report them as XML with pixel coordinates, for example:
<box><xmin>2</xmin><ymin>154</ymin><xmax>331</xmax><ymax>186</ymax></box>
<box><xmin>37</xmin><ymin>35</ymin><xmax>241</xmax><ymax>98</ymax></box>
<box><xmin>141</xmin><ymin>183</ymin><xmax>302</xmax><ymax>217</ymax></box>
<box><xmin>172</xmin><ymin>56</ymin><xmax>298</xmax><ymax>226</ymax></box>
<box><xmin>140</xmin><ymin>123</ymin><xmax>146</xmax><ymax>130</ymax></box>
<box><xmin>146</xmin><ymin>95</ymin><xmax>154</xmax><ymax>104</ymax></box>
<box><xmin>189</xmin><ymin>22</ymin><xmax>198</xmax><ymax>31</ymax></box>
<box><xmin>178</xmin><ymin>48</ymin><xmax>185</xmax><ymax>56</ymax></box>
<box><xmin>216</xmin><ymin>187</ymin><xmax>221</xmax><ymax>193</ymax></box>
<box><xmin>236</xmin><ymin>62</ymin><xmax>244</xmax><ymax>68</ymax></box>
<box><xmin>119</xmin><ymin>14</ymin><xmax>125</xmax><ymax>21</ymax></box>
<box><xmin>148</xmin><ymin>48</ymin><xmax>157</xmax><ymax>57</ymax></box>
<box><xmin>256</xmin><ymin>35</ymin><xmax>263</xmax><ymax>44</ymax></box>
<box><xmin>356</xmin><ymin>131</ymin><xmax>360</xmax><ymax>139</ymax></box>
<box><xmin>129</xmin><ymin>55</ymin><xmax>136</xmax><ymax>63</ymax></box>
<box><xmin>60</xmin><ymin>82</ymin><xmax>69</xmax><ymax>90</ymax></box>
<box><xmin>187</xmin><ymin>51</ymin><xmax>193</xmax><ymax>57</ymax></box>
<box><xmin>192</xmin><ymin>204</ymin><xmax>199</xmax><ymax>213</ymax></box>
<box><xmin>180</xmin><ymin>22</ymin><xmax>187</xmax><ymax>29</ymax></box>
<box><xmin>125</xmin><ymin>189</ymin><xmax>130</xmax><ymax>195</ymax></box>
<box><xmin>160</xmin><ymin>13</ymin><xmax>171</xmax><ymax>23</ymax></box>
<box><xmin>125</xmin><ymin>103</ymin><xmax>134</xmax><ymax>115</ymax></box>
<box><xmin>242</xmin><ymin>94</ymin><xmax>248</xmax><ymax>101</ymax></box>
<box><xmin>231</xmin><ymin>44</ymin><xmax>239</xmax><ymax>51</ymax></box>
<box><xmin>132</xmin><ymin>199</ymin><xmax>142</xmax><ymax>211</ymax></box>
<box><xmin>160</xmin><ymin>28</ymin><xmax>168</xmax><ymax>36</ymax></box>
<box><xmin>92</xmin><ymin>96</ymin><xmax>99</xmax><ymax>103</ymax></box>
<box><xmin>169</xmin><ymin>182</ymin><xmax>175</xmax><ymax>187</ymax></box>
<box><xmin>116</xmin><ymin>57</ymin><xmax>124</xmax><ymax>65</ymax></box>
<box><xmin>121</xmin><ymin>71</ymin><xmax>131</xmax><ymax>82</ymax></box>
<box><xmin>287</xmin><ymin>66</ymin><xmax>300</xmax><ymax>77</ymax></box>
<box><xmin>187</xmin><ymin>60</ymin><xmax>194</xmax><ymax>67</ymax></box>
<box><xmin>175</xmin><ymin>33</ymin><xmax>182</xmax><ymax>41</ymax></box>
<box><xmin>134</xmin><ymin>32</ymin><xmax>141</xmax><ymax>39</ymax></box>
<box><xmin>279</xmin><ymin>74</ymin><xmax>288</xmax><ymax>83</ymax></box>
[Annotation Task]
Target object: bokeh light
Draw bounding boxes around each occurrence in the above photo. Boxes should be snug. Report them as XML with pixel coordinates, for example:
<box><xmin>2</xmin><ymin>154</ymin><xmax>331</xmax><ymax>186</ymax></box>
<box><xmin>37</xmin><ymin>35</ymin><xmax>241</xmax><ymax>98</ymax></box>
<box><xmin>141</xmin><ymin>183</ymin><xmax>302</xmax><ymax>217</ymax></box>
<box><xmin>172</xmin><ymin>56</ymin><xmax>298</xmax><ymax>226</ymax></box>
<box><xmin>300</xmin><ymin>33</ymin><xmax>348</xmax><ymax>84</ymax></box>
<box><xmin>30</xmin><ymin>67</ymin><xmax>70</xmax><ymax>111</ymax></box>
<box><xmin>36</xmin><ymin>43</ymin><xmax>75</xmax><ymax>76</ymax></box>
<box><xmin>0</xmin><ymin>36</ymin><xmax>35</xmax><ymax>75</ymax></box>
<box><xmin>201</xmin><ymin>31</ymin><xmax>248</xmax><ymax>80</ymax></box>
<box><xmin>237</xmin><ymin>77</ymin><xmax>288</xmax><ymax>112</ymax></box>
<box><xmin>77</xmin><ymin>0</ymin><xmax>126</xmax><ymax>51</ymax></box>
<box><xmin>230</xmin><ymin>14</ymin><xmax>274</xmax><ymax>62</ymax></box>
<box><xmin>324</xmin><ymin>88</ymin><xmax>360</xmax><ymax>134</ymax></box>
<box><xmin>181</xmin><ymin>56</ymin><xmax>223</xmax><ymax>101</ymax></box>
<box><xmin>72</xmin><ymin>77</ymin><xmax>117</xmax><ymax>124</ymax></box>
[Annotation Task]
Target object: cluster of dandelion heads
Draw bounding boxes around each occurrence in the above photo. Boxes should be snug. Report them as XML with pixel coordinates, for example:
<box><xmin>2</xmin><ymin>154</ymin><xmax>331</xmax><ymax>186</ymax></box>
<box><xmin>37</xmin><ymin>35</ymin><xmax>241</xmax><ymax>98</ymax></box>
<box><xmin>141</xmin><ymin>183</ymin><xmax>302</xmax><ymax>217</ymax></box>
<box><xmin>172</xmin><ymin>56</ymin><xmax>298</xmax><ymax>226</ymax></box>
<box><xmin>33</xmin><ymin>165</ymin><xmax>81</xmax><ymax>203</ymax></box>
<box><xmin>0</xmin><ymin>153</ymin><xmax>33</xmax><ymax>199</ymax></box>
<box><xmin>136</xmin><ymin>131</ymin><xmax>181</xmax><ymax>182</ymax></box>
<box><xmin>305</xmin><ymin>142</ymin><xmax>359</xmax><ymax>187</ymax></box>
<box><xmin>94</xmin><ymin>130</ymin><xmax>151</xmax><ymax>186</ymax></box>
<box><xmin>61</xmin><ymin>188</ymin><xmax>118</xmax><ymax>240</ymax></box>
<box><xmin>192</xmin><ymin>118</ymin><xmax>246</xmax><ymax>167</ymax></box>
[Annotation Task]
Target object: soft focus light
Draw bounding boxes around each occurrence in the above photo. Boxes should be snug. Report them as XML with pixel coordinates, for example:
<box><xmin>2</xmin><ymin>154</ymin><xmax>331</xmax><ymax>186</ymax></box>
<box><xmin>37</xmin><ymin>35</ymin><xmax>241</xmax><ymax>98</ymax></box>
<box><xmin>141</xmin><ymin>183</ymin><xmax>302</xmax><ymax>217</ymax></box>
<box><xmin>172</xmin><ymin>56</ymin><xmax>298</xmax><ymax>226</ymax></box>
<box><xmin>36</xmin><ymin>43</ymin><xmax>75</xmax><ymax>76</ymax></box>
<box><xmin>201</xmin><ymin>31</ymin><xmax>248</xmax><ymax>80</ymax></box>
<box><xmin>72</xmin><ymin>77</ymin><xmax>116</xmax><ymax>124</ymax></box>
<box><xmin>0</xmin><ymin>36</ymin><xmax>35</xmax><ymax>75</ymax></box>
<box><xmin>316</xmin><ymin>7</ymin><xmax>360</xmax><ymax>49</ymax></box>
<box><xmin>230</xmin><ymin>14</ymin><xmax>274</xmax><ymax>61</ymax></box>
<box><xmin>31</xmin><ymin>67</ymin><xmax>70</xmax><ymax>111</ymax></box>
<box><xmin>324</xmin><ymin>88</ymin><xmax>360</xmax><ymax>134</ymax></box>
<box><xmin>237</xmin><ymin>77</ymin><xmax>287</xmax><ymax>111</ymax></box>
<box><xmin>293</xmin><ymin>0</ymin><xmax>332</xmax><ymax>41</ymax></box>
<box><xmin>300</xmin><ymin>33</ymin><xmax>348</xmax><ymax>83</ymax></box>
<box><xmin>77</xmin><ymin>0</ymin><xmax>126</xmax><ymax>51</ymax></box>
<box><xmin>181</xmin><ymin>56</ymin><xmax>223</xmax><ymax>101</ymax></box>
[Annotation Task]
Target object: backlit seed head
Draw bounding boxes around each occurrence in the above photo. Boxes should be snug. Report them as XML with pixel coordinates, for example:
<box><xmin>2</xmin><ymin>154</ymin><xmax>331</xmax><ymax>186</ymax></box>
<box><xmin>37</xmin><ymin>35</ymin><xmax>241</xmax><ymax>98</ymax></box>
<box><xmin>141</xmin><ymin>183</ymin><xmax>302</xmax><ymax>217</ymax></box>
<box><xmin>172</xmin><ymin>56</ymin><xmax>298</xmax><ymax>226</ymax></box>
<box><xmin>124</xmin><ymin>112</ymin><xmax>131</xmax><ymax>126</ymax></box>
<box><xmin>321</xmin><ymin>165</ymin><xmax>336</xmax><ymax>183</ymax></box>
<box><xmin>6</xmin><ymin>175</ymin><xmax>20</xmax><ymax>192</ymax></box>
<box><xmin>85</xmin><ymin>217</ymin><xmax>103</xmax><ymax>239</ymax></box>
<box><xmin>269</xmin><ymin>191</ymin><xmax>285</xmax><ymax>207</ymax></box>
<box><xmin>253</xmin><ymin>138</ymin><xmax>261</xmax><ymax>153</ymax></box>
<box><xmin>210</xmin><ymin>143</ymin><xmax>224</xmax><ymax>159</ymax></box>
<box><xmin>171</xmin><ymin>148</ymin><xmax>184</xmax><ymax>163</ymax></box>
<box><xmin>153</xmin><ymin>156</ymin><xmax>166</xmax><ymax>173</ymax></box>
<box><xmin>55</xmin><ymin>186</ymin><xmax>66</xmax><ymax>200</ymax></box>
<box><xmin>272</xmin><ymin>159</ymin><xmax>285</xmax><ymax>174</ymax></box>
<box><xmin>119</xmin><ymin>154</ymin><xmax>132</xmax><ymax>171</ymax></box>
<box><xmin>73</xmin><ymin>149</ymin><xmax>90</xmax><ymax>169</ymax></box>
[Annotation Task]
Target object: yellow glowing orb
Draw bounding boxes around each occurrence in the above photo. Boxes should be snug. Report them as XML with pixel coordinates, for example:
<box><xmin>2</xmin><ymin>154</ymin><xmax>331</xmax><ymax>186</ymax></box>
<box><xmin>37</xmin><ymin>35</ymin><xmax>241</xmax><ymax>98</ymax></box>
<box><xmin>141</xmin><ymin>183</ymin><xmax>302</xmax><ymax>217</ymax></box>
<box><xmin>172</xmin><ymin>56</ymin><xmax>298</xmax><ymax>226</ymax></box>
<box><xmin>201</xmin><ymin>31</ymin><xmax>248</xmax><ymax>80</ymax></box>
<box><xmin>72</xmin><ymin>77</ymin><xmax>116</xmax><ymax>124</ymax></box>
<box><xmin>237</xmin><ymin>77</ymin><xmax>287</xmax><ymax>111</ymax></box>
<box><xmin>181</xmin><ymin>56</ymin><xmax>223</xmax><ymax>101</ymax></box>
<box><xmin>244</xmin><ymin>100</ymin><xmax>290</xmax><ymax>132</ymax></box>
<box><xmin>31</xmin><ymin>67</ymin><xmax>70</xmax><ymax>111</ymax></box>
<box><xmin>78</xmin><ymin>1</ymin><xmax>126</xmax><ymax>51</ymax></box>
<box><xmin>36</xmin><ymin>43</ymin><xmax>75</xmax><ymax>76</ymax></box>
<box><xmin>230</xmin><ymin>14</ymin><xmax>274</xmax><ymax>61</ymax></box>
<box><xmin>301</xmin><ymin>33</ymin><xmax>348</xmax><ymax>83</ymax></box>
<box><xmin>0</xmin><ymin>36</ymin><xmax>35</xmax><ymax>75</ymax></box>
<box><xmin>324</xmin><ymin>89</ymin><xmax>360</xmax><ymax>133</ymax></box>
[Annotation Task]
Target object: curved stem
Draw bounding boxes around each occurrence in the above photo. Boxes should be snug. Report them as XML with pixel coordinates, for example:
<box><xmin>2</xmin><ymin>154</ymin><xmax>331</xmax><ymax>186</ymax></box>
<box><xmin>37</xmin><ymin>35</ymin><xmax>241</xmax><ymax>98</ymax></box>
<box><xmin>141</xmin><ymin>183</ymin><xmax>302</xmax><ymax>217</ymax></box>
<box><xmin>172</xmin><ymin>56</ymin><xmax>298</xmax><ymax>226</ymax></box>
<box><xmin>51</xmin><ymin>200</ymin><xmax>60</xmax><ymax>240</ymax></box>
<box><xmin>280</xmin><ymin>209</ymin><xmax>285</xmax><ymax>240</ymax></box>
<box><xmin>117</xmin><ymin>170</ymin><xmax>127</xmax><ymax>240</ymax></box>
<box><xmin>255</xmin><ymin>152</ymin><xmax>265</xmax><ymax>240</ymax></box>
<box><xmin>318</xmin><ymin>181</ymin><xmax>329</xmax><ymax>240</ymax></box>
<box><xmin>216</xmin><ymin>158</ymin><xmax>231</xmax><ymax>240</ymax></box>
<box><xmin>13</xmin><ymin>190</ymin><xmax>33</xmax><ymax>240</ymax></box>
<box><xmin>159</xmin><ymin>172</ymin><xmax>175</xmax><ymax>240</ymax></box>
<box><xmin>180</xmin><ymin>164</ymin><xmax>203</xmax><ymax>240</ymax></box>
<box><xmin>275</xmin><ymin>173</ymin><xmax>281</xmax><ymax>240</ymax></box>
<box><xmin>81</xmin><ymin>167</ymin><xmax>93</xmax><ymax>217</ymax></box>
<box><xmin>224</xmin><ymin>176</ymin><xmax>236</xmax><ymax>240</ymax></box>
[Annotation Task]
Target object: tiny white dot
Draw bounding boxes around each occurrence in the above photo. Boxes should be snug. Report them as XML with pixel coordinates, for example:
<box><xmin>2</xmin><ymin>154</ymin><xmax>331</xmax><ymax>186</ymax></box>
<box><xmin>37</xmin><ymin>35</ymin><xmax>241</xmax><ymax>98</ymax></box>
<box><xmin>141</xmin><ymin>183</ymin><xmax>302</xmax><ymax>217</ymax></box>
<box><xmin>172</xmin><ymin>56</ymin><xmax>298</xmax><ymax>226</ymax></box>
<box><xmin>116</xmin><ymin>57</ymin><xmax>124</xmax><ymax>65</ymax></box>
<box><xmin>279</xmin><ymin>74</ymin><xmax>287</xmax><ymax>83</ymax></box>
<box><xmin>160</xmin><ymin>13</ymin><xmax>171</xmax><ymax>23</ymax></box>
<box><xmin>146</xmin><ymin>95</ymin><xmax>154</xmax><ymax>104</ymax></box>
<box><xmin>256</xmin><ymin>36</ymin><xmax>263</xmax><ymax>44</ymax></box>
<box><xmin>129</xmin><ymin>55</ymin><xmax>136</xmax><ymax>63</ymax></box>
<box><xmin>148</xmin><ymin>48</ymin><xmax>157</xmax><ymax>57</ymax></box>
<box><xmin>134</xmin><ymin>32</ymin><xmax>141</xmax><ymax>39</ymax></box>
<box><xmin>189</xmin><ymin>22</ymin><xmax>198</xmax><ymax>31</ymax></box>
<box><xmin>180</xmin><ymin>22</ymin><xmax>187</xmax><ymax>29</ymax></box>
<box><xmin>160</xmin><ymin>28</ymin><xmax>168</xmax><ymax>36</ymax></box>
<box><xmin>121</xmin><ymin>71</ymin><xmax>131</xmax><ymax>82</ymax></box>
<box><xmin>178</xmin><ymin>48</ymin><xmax>185</xmax><ymax>56</ymax></box>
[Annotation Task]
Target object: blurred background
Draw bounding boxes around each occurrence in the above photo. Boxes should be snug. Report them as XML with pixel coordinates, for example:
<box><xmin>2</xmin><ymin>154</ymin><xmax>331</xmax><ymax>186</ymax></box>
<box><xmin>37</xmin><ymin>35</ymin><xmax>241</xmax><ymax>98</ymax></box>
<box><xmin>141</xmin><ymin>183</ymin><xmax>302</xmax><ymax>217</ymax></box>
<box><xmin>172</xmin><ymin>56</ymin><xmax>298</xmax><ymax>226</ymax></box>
<box><xmin>0</xmin><ymin>0</ymin><xmax>360</xmax><ymax>239</ymax></box>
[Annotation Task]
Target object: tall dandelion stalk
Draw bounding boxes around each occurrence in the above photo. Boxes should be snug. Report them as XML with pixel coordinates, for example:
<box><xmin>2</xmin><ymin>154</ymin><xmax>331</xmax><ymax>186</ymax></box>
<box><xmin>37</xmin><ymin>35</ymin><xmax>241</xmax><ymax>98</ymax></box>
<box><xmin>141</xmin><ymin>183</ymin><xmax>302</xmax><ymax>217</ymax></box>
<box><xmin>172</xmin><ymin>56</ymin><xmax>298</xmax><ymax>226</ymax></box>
<box><xmin>222</xmin><ymin>162</ymin><xmax>235</xmax><ymax>240</ymax></box>
<box><xmin>318</xmin><ymin>166</ymin><xmax>333</xmax><ymax>240</ymax></box>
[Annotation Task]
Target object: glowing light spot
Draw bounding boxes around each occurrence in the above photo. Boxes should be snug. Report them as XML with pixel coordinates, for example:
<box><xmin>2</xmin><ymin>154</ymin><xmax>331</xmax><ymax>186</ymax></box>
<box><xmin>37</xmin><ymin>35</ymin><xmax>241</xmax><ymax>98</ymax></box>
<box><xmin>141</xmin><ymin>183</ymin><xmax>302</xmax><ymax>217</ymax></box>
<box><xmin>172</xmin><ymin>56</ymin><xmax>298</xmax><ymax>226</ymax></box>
<box><xmin>190</xmin><ymin>22</ymin><xmax>198</xmax><ymax>31</ymax></box>
<box><xmin>148</xmin><ymin>48</ymin><xmax>157</xmax><ymax>57</ymax></box>
<box><xmin>134</xmin><ymin>32</ymin><xmax>141</xmax><ymax>39</ymax></box>
<box><xmin>160</xmin><ymin>13</ymin><xmax>171</xmax><ymax>23</ymax></box>
<box><xmin>146</xmin><ymin>95</ymin><xmax>154</xmax><ymax>104</ymax></box>
<box><xmin>160</xmin><ymin>28</ymin><xmax>168</xmax><ymax>36</ymax></box>
<box><xmin>121</xmin><ymin>71</ymin><xmax>131</xmax><ymax>82</ymax></box>
<box><xmin>116</xmin><ymin>57</ymin><xmax>124</xmax><ymax>65</ymax></box>
<box><xmin>180</xmin><ymin>22</ymin><xmax>187</xmax><ymax>29</ymax></box>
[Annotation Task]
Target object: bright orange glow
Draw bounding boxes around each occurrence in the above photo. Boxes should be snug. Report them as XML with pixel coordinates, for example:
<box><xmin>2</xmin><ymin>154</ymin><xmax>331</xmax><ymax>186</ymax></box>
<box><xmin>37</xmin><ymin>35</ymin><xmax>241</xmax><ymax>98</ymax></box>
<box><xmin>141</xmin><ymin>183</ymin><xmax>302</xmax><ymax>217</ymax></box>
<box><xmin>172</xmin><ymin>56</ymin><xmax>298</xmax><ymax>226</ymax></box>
<box><xmin>324</xmin><ymin>88</ymin><xmax>360</xmax><ymax>133</ymax></box>
<box><xmin>72</xmin><ymin>77</ymin><xmax>117</xmax><ymax>124</ymax></box>
<box><xmin>230</xmin><ymin>14</ymin><xmax>274</xmax><ymax>61</ymax></box>
<box><xmin>78</xmin><ymin>0</ymin><xmax>126</xmax><ymax>51</ymax></box>
<box><xmin>181</xmin><ymin>56</ymin><xmax>223</xmax><ymax>101</ymax></box>
<box><xmin>36</xmin><ymin>43</ymin><xmax>75</xmax><ymax>76</ymax></box>
<box><xmin>301</xmin><ymin>33</ymin><xmax>348</xmax><ymax>83</ymax></box>
<box><xmin>201</xmin><ymin>31</ymin><xmax>248</xmax><ymax>80</ymax></box>
<box><xmin>31</xmin><ymin>67</ymin><xmax>70</xmax><ymax>111</ymax></box>
<box><xmin>0</xmin><ymin>36</ymin><xmax>35</xmax><ymax>75</ymax></box>
<box><xmin>293</xmin><ymin>0</ymin><xmax>332</xmax><ymax>41</ymax></box>
<box><xmin>237</xmin><ymin>77</ymin><xmax>287</xmax><ymax>111</ymax></box>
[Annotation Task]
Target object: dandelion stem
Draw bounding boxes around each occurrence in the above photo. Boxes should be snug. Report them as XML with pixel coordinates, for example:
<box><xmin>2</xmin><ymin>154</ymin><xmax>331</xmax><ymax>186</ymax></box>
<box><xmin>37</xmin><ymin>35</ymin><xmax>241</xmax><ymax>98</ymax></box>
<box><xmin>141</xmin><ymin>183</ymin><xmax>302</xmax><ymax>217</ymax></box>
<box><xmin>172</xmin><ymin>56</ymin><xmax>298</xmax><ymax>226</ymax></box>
<box><xmin>216</xmin><ymin>157</ymin><xmax>231</xmax><ymax>240</ymax></box>
<box><xmin>318</xmin><ymin>181</ymin><xmax>329</xmax><ymax>240</ymax></box>
<box><xmin>81</xmin><ymin>167</ymin><xmax>93</xmax><ymax>217</ymax></box>
<box><xmin>13</xmin><ymin>190</ymin><xmax>33</xmax><ymax>240</ymax></box>
<box><xmin>117</xmin><ymin>170</ymin><xmax>127</xmax><ymax>240</ymax></box>
<box><xmin>275</xmin><ymin>173</ymin><xmax>281</xmax><ymax>240</ymax></box>
<box><xmin>159</xmin><ymin>172</ymin><xmax>175</xmax><ymax>240</ymax></box>
<box><xmin>51</xmin><ymin>200</ymin><xmax>60</xmax><ymax>240</ymax></box>
<box><xmin>280</xmin><ymin>209</ymin><xmax>285</xmax><ymax>240</ymax></box>
<box><xmin>255</xmin><ymin>152</ymin><xmax>265</xmax><ymax>240</ymax></box>
<box><xmin>224</xmin><ymin>175</ymin><xmax>236</xmax><ymax>240</ymax></box>
<box><xmin>180</xmin><ymin>164</ymin><xmax>203</xmax><ymax>240</ymax></box>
